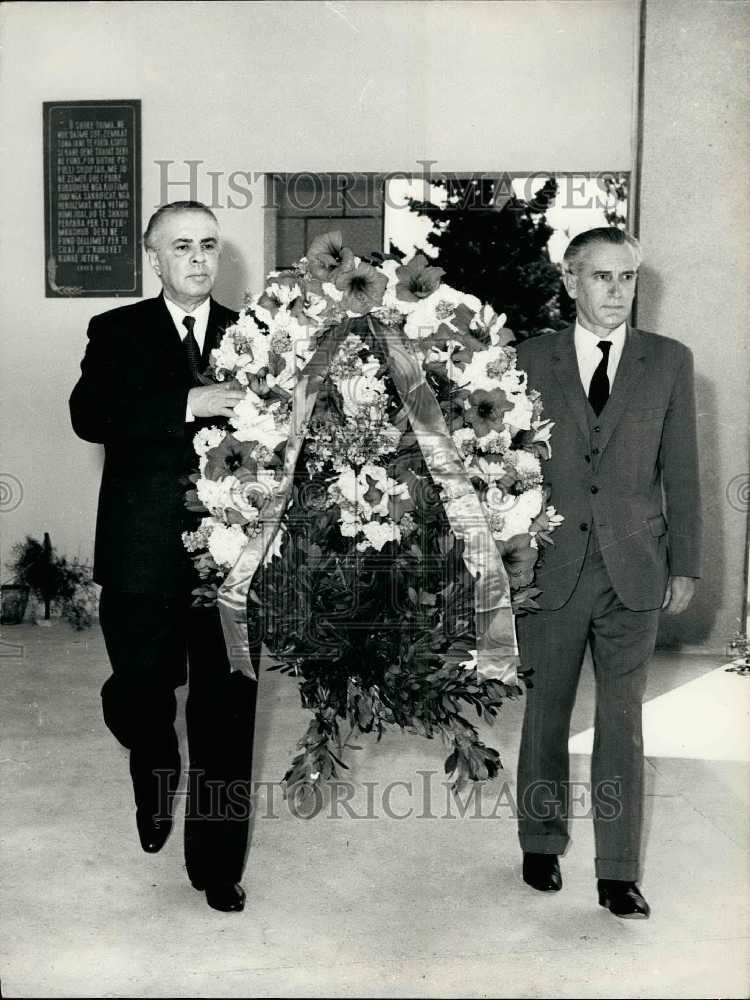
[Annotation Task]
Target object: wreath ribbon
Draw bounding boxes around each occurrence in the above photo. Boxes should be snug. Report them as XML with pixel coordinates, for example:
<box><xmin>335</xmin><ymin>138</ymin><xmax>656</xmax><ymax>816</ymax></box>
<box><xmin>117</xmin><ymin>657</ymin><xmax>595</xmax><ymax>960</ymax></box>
<box><xmin>216</xmin><ymin>317</ymin><xmax>518</xmax><ymax>686</ymax></box>
<box><xmin>367</xmin><ymin>317</ymin><xmax>518</xmax><ymax>686</ymax></box>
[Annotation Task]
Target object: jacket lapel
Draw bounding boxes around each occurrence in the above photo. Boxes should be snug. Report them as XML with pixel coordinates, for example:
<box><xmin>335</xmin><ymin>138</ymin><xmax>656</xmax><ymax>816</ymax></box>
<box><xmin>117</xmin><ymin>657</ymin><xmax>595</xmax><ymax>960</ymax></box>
<box><xmin>551</xmin><ymin>327</ymin><xmax>590</xmax><ymax>443</ymax></box>
<box><xmin>596</xmin><ymin>326</ymin><xmax>647</xmax><ymax>455</ymax></box>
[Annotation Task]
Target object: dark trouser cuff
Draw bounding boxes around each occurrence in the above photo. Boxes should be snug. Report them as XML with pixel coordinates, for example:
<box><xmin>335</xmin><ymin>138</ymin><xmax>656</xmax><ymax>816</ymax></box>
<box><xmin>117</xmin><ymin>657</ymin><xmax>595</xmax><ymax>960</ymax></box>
<box><xmin>518</xmin><ymin>832</ymin><xmax>568</xmax><ymax>855</ymax></box>
<box><xmin>595</xmin><ymin>857</ymin><xmax>640</xmax><ymax>881</ymax></box>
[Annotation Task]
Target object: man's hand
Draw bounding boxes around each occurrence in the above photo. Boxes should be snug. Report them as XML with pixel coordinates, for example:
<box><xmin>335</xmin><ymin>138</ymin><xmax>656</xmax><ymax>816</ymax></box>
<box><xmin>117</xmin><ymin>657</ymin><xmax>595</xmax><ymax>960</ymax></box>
<box><xmin>662</xmin><ymin>576</ymin><xmax>696</xmax><ymax>614</ymax></box>
<box><xmin>188</xmin><ymin>383</ymin><xmax>245</xmax><ymax>419</ymax></box>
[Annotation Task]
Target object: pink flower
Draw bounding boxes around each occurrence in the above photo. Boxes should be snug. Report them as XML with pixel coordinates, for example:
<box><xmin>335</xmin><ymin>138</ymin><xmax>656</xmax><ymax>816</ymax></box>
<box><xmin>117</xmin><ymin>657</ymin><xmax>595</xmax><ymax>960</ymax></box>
<box><xmin>306</xmin><ymin>231</ymin><xmax>356</xmax><ymax>282</ymax></box>
<box><xmin>204</xmin><ymin>435</ymin><xmax>257</xmax><ymax>482</ymax></box>
<box><xmin>334</xmin><ymin>263</ymin><xmax>388</xmax><ymax>315</ymax></box>
<box><xmin>394</xmin><ymin>254</ymin><xmax>445</xmax><ymax>302</ymax></box>
<box><xmin>464</xmin><ymin>387</ymin><xmax>513</xmax><ymax>437</ymax></box>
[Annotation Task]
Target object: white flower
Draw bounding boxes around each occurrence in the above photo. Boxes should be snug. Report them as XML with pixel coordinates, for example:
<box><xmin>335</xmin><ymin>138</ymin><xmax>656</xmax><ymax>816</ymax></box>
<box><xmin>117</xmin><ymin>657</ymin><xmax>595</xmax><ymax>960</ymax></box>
<box><xmin>452</xmin><ymin>427</ymin><xmax>477</xmax><ymax>456</ymax></box>
<box><xmin>321</xmin><ymin>281</ymin><xmax>343</xmax><ymax>302</ymax></box>
<box><xmin>427</xmin><ymin>339</ymin><xmax>464</xmax><ymax>382</ymax></box>
<box><xmin>211</xmin><ymin>336</ymin><xmax>240</xmax><ymax>371</ymax></box>
<box><xmin>474</xmin><ymin>427</ymin><xmax>513</xmax><ymax>455</ymax></box>
<box><xmin>207</xmin><ymin>522</ymin><xmax>247</xmax><ymax>569</ymax></box>
<box><xmin>510</xmin><ymin>449</ymin><xmax>542</xmax><ymax>481</ymax></box>
<box><xmin>337</xmin><ymin>371</ymin><xmax>387</xmax><ymax>417</ymax></box>
<box><xmin>436</xmin><ymin>284</ymin><xmax>481</xmax><ymax>313</ymax></box>
<box><xmin>356</xmin><ymin>519</ymin><xmax>402</xmax><ymax>552</ymax></box>
<box><xmin>528</xmin><ymin>419</ymin><xmax>554</xmax><ymax>459</ymax></box>
<box><xmin>503</xmin><ymin>392</ymin><xmax>534</xmax><ymax>432</ymax></box>
<box><xmin>339</xmin><ymin>508</ymin><xmax>360</xmax><ymax>537</ymax></box>
<box><xmin>470</xmin><ymin>305</ymin><xmax>508</xmax><ymax>345</ymax></box>
<box><xmin>193</xmin><ymin>426</ymin><xmax>227</xmax><ymax>458</ymax></box>
<box><xmin>229</xmin><ymin>478</ymin><xmax>273</xmax><ymax>519</ymax></box>
<box><xmin>329</xmin><ymin>465</ymin><xmax>408</xmax><ymax>523</ymax></box>
<box><xmin>300</xmin><ymin>292</ymin><xmax>329</xmax><ymax>326</ymax></box>
<box><xmin>196</xmin><ymin>476</ymin><xmax>237</xmax><ymax>516</ymax></box>
<box><xmin>267</xmin><ymin>279</ymin><xmax>302</xmax><ymax>305</ymax></box>
<box><xmin>231</xmin><ymin>394</ymin><xmax>289</xmax><ymax>450</ymax></box>
<box><xmin>545</xmin><ymin>505</ymin><xmax>564</xmax><ymax>530</ymax></box>
<box><xmin>182</xmin><ymin>516</ymin><xmax>218</xmax><ymax>552</ymax></box>
<box><xmin>490</xmin><ymin>486</ymin><xmax>544</xmax><ymax>541</ymax></box>
<box><xmin>330</xmin><ymin>468</ymin><xmax>359</xmax><ymax>508</ymax></box>
<box><xmin>457</xmin><ymin>345</ymin><xmax>515</xmax><ymax>392</ymax></box>
<box><xmin>380</xmin><ymin>259</ymin><xmax>400</xmax><ymax>286</ymax></box>
<box><xmin>403</xmin><ymin>286</ymin><xmax>481</xmax><ymax>340</ymax></box>
<box><xmin>212</xmin><ymin>314</ymin><xmax>267</xmax><ymax>378</ymax></box>
<box><xmin>471</xmin><ymin>455</ymin><xmax>507</xmax><ymax>483</ymax></box>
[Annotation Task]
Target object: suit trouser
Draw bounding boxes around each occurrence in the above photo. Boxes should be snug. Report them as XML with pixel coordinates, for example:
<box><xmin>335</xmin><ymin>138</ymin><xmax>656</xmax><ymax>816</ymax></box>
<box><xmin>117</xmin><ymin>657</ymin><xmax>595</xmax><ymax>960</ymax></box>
<box><xmin>99</xmin><ymin>589</ymin><xmax>259</xmax><ymax>886</ymax></box>
<box><xmin>515</xmin><ymin>546</ymin><xmax>659</xmax><ymax>881</ymax></box>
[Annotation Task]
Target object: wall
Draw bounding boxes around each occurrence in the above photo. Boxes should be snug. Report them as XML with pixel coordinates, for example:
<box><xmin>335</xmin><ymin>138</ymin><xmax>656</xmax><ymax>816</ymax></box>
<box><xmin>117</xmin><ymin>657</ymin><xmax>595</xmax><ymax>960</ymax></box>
<box><xmin>3</xmin><ymin>1</ymin><xmax>745</xmax><ymax>651</ymax></box>
<box><xmin>0</xmin><ymin>0</ymin><xmax>636</xmax><ymax>569</ymax></box>
<box><xmin>637</xmin><ymin>0</ymin><xmax>750</xmax><ymax>650</ymax></box>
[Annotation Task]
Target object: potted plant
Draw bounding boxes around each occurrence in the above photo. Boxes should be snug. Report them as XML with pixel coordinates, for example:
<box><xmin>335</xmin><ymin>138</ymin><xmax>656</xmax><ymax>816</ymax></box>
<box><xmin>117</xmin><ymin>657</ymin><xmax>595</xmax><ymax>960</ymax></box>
<box><xmin>0</xmin><ymin>578</ymin><xmax>31</xmax><ymax>625</ymax></box>
<box><xmin>58</xmin><ymin>557</ymin><xmax>99</xmax><ymax>630</ymax></box>
<box><xmin>4</xmin><ymin>533</ymin><xmax>98</xmax><ymax>629</ymax></box>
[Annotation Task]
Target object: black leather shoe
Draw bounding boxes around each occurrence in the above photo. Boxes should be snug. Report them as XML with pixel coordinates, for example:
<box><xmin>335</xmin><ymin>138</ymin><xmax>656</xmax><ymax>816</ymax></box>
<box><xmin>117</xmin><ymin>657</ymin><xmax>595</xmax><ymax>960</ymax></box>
<box><xmin>522</xmin><ymin>852</ymin><xmax>562</xmax><ymax>892</ymax></box>
<box><xmin>199</xmin><ymin>881</ymin><xmax>246</xmax><ymax>912</ymax></box>
<box><xmin>597</xmin><ymin>879</ymin><xmax>650</xmax><ymax>919</ymax></box>
<box><xmin>136</xmin><ymin>809</ymin><xmax>172</xmax><ymax>854</ymax></box>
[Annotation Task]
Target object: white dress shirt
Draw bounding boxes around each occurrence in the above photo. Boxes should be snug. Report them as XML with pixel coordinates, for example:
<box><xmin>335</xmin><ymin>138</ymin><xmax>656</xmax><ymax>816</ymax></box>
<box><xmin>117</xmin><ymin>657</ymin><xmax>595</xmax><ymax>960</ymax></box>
<box><xmin>574</xmin><ymin>320</ymin><xmax>626</xmax><ymax>396</ymax></box>
<box><xmin>163</xmin><ymin>296</ymin><xmax>211</xmax><ymax>422</ymax></box>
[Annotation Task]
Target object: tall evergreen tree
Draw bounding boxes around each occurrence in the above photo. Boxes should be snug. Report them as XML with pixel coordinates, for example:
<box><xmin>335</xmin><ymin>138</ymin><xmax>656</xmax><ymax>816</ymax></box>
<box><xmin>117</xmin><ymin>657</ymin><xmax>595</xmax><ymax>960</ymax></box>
<box><xmin>394</xmin><ymin>175</ymin><xmax>576</xmax><ymax>341</ymax></box>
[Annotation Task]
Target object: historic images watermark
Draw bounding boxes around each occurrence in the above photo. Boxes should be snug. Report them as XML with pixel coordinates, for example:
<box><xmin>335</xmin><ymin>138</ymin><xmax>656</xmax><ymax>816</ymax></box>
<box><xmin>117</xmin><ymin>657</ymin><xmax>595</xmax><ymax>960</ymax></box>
<box><xmin>152</xmin><ymin>161</ymin><xmax>627</xmax><ymax>215</ymax></box>
<box><xmin>0</xmin><ymin>473</ymin><xmax>23</xmax><ymax>513</ymax></box>
<box><xmin>726</xmin><ymin>473</ymin><xmax>750</xmax><ymax>513</ymax></box>
<box><xmin>152</xmin><ymin>769</ymin><xmax>624</xmax><ymax>824</ymax></box>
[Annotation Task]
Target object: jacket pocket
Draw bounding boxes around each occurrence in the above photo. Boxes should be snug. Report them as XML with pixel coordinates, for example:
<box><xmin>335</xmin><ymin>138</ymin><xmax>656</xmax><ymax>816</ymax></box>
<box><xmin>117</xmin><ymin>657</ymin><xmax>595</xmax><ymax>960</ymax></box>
<box><xmin>648</xmin><ymin>513</ymin><xmax>667</xmax><ymax>537</ymax></box>
<box><xmin>632</xmin><ymin>406</ymin><xmax>665</xmax><ymax>422</ymax></box>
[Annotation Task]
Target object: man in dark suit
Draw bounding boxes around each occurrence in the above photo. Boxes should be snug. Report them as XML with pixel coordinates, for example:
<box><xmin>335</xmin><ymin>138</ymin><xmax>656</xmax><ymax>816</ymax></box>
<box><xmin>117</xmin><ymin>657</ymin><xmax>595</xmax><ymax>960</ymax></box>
<box><xmin>70</xmin><ymin>201</ymin><xmax>256</xmax><ymax>912</ymax></box>
<box><xmin>514</xmin><ymin>227</ymin><xmax>702</xmax><ymax>918</ymax></box>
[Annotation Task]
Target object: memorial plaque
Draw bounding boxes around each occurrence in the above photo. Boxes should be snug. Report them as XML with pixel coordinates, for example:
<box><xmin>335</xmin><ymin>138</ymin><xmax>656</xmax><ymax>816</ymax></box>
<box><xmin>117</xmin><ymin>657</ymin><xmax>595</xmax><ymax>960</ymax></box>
<box><xmin>44</xmin><ymin>100</ymin><xmax>141</xmax><ymax>297</ymax></box>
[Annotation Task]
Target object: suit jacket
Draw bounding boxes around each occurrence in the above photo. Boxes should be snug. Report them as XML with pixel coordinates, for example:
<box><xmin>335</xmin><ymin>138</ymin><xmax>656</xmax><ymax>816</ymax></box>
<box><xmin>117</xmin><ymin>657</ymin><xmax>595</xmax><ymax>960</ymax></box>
<box><xmin>515</xmin><ymin>324</ymin><xmax>703</xmax><ymax>611</ymax></box>
<box><xmin>70</xmin><ymin>293</ymin><xmax>238</xmax><ymax>594</ymax></box>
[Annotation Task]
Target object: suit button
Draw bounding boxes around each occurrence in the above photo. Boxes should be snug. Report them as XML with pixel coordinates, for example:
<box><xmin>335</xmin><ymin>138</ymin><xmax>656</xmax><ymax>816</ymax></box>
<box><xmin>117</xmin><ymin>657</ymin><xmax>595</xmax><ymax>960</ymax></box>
<box><xmin>590</xmin><ymin>485</ymin><xmax>599</xmax><ymax>494</ymax></box>
<box><xmin>592</xmin><ymin>447</ymin><xmax>600</xmax><ymax>455</ymax></box>
<box><xmin>579</xmin><ymin>522</ymin><xmax>589</xmax><ymax>531</ymax></box>
<box><xmin>593</xmin><ymin>425</ymin><xmax>601</xmax><ymax>432</ymax></box>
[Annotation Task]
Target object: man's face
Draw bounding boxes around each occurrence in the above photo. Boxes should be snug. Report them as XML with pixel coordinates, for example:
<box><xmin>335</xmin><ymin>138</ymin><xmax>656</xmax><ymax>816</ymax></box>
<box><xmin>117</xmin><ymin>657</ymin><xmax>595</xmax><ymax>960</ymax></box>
<box><xmin>563</xmin><ymin>241</ymin><xmax>638</xmax><ymax>337</ymax></box>
<box><xmin>147</xmin><ymin>209</ymin><xmax>221</xmax><ymax>310</ymax></box>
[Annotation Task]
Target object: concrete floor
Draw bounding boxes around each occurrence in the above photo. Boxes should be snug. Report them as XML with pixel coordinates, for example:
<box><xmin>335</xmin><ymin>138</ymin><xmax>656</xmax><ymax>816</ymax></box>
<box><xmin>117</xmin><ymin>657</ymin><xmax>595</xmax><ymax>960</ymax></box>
<box><xmin>1</xmin><ymin>624</ymin><xmax>748</xmax><ymax>998</ymax></box>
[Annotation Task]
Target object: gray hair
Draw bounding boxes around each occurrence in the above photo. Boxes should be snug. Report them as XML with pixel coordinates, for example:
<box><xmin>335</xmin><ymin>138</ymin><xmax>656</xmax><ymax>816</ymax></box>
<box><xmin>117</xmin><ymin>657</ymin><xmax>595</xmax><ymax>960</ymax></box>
<box><xmin>563</xmin><ymin>227</ymin><xmax>642</xmax><ymax>274</ymax></box>
<box><xmin>144</xmin><ymin>201</ymin><xmax>219</xmax><ymax>250</ymax></box>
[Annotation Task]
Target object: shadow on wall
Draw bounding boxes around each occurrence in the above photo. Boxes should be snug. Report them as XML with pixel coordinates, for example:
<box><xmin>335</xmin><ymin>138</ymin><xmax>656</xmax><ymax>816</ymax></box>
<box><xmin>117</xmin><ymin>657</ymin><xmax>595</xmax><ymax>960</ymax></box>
<box><xmin>213</xmin><ymin>240</ymin><xmax>250</xmax><ymax>311</ymax></box>
<box><xmin>657</xmin><ymin>371</ymin><xmax>722</xmax><ymax>650</ymax></box>
<box><xmin>637</xmin><ymin>267</ymin><xmax>725</xmax><ymax>651</ymax></box>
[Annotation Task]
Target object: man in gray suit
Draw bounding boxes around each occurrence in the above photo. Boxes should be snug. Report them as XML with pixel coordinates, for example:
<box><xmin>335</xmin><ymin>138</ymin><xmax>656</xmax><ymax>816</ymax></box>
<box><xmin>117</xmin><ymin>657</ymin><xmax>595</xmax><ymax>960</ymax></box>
<box><xmin>514</xmin><ymin>227</ymin><xmax>702</xmax><ymax>918</ymax></box>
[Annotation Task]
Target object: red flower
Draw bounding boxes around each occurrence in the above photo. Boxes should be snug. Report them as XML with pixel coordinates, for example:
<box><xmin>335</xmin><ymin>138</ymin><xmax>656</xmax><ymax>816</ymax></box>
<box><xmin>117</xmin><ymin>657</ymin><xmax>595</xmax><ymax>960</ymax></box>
<box><xmin>334</xmin><ymin>262</ymin><xmax>388</xmax><ymax>314</ymax></box>
<box><xmin>204</xmin><ymin>435</ymin><xmax>257</xmax><ymax>482</ymax></box>
<box><xmin>464</xmin><ymin>387</ymin><xmax>513</xmax><ymax>437</ymax></box>
<box><xmin>306</xmin><ymin>231</ymin><xmax>355</xmax><ymax>282</ymax></box>
<box><xmin>394</xmin><ymin>254</ymin><xmax>445</xmax><ymax>302</ymax></box>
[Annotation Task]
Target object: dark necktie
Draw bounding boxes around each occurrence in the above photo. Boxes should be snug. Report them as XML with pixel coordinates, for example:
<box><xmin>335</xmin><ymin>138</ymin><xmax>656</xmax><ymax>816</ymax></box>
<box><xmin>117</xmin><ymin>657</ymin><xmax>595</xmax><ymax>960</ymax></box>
<box><xmin>182</xmin><ymin>314</ymin><xmax>202</xmax><ymax>383</ymax></box>
<box><xmin>588</xmin><ymin>340</ymin><xmax>612</xmax><ymax>416</ymax></box>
